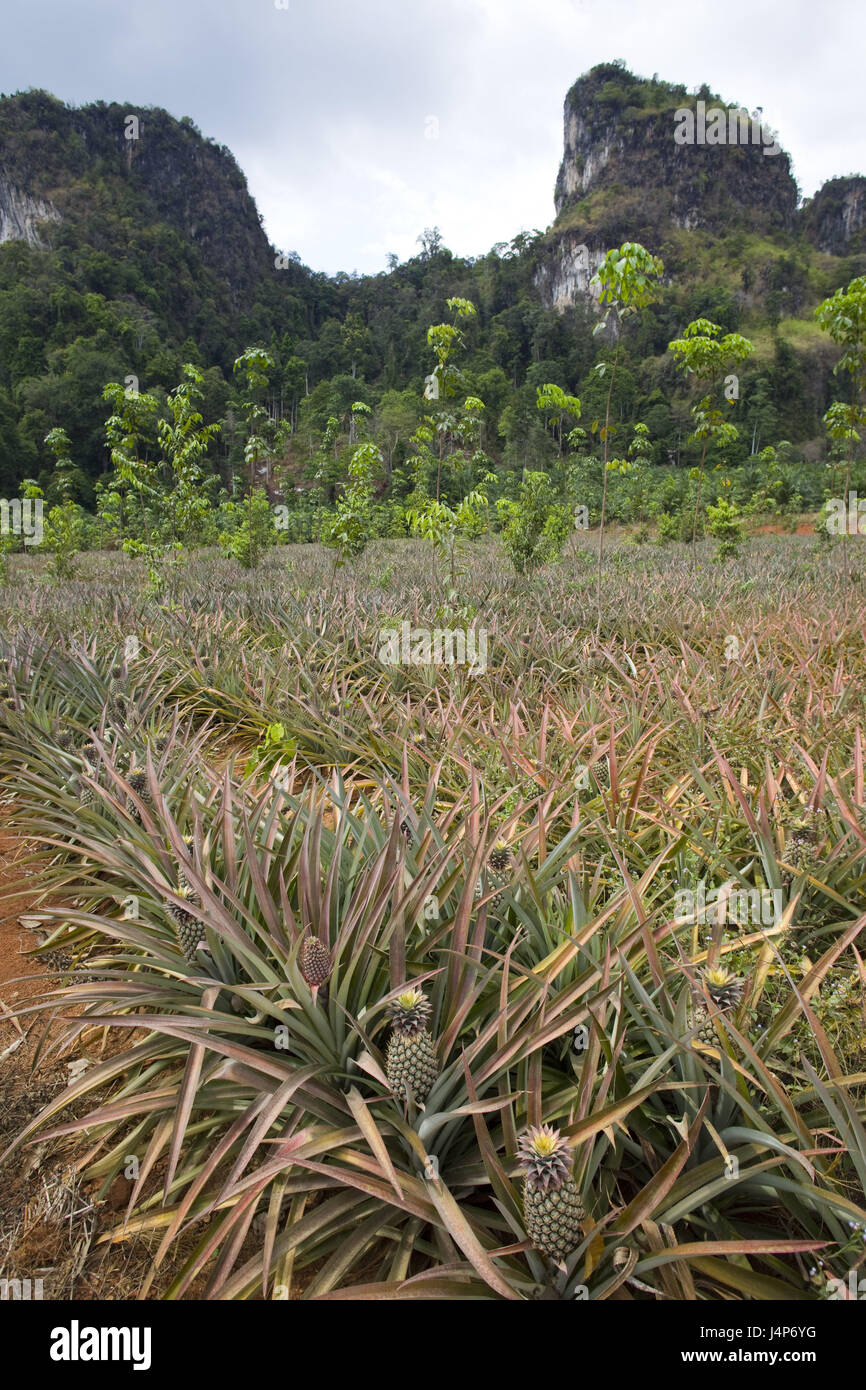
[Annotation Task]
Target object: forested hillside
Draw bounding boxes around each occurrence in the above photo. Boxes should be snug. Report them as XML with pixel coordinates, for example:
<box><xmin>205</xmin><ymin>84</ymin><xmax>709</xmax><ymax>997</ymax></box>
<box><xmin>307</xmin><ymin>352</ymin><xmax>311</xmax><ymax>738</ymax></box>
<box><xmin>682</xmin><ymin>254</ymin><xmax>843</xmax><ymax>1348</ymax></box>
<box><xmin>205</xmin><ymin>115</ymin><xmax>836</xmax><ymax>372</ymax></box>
<box><xmin>0</xmin><ymin>63</ymin><xmax>863</xmax><ymax>523</ymax></box>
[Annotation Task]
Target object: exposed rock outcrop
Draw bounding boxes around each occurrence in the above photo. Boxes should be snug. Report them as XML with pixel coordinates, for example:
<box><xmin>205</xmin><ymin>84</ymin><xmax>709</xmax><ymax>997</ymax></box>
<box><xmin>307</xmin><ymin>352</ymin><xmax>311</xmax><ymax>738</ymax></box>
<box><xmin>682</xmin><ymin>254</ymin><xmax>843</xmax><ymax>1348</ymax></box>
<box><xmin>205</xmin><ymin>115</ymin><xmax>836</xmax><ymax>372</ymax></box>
<box><xmin>0</xmin><ymin>178</ymin><xmax>60</xmax><ymax>248</ymax></box>
<box><xmin>800</xmin><ymin>176</ymin><xmax>866</xmax><ymax>256</ymax></box>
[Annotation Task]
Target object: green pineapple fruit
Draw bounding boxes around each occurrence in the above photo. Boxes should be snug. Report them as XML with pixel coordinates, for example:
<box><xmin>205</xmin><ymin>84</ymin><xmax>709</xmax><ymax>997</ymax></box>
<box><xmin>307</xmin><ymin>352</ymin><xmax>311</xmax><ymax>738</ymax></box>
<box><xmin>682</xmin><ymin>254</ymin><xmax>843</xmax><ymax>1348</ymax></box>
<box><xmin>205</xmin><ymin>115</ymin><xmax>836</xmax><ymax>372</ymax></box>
<box><xmin>167</xmin><ymin>886</ymin><xmax>201</xmax><ymax>961</ymax></box>
<box><xmin>398</xmin><ymin>816</ymin><xmax>416</xmax><ymax>845</ymax></box>
<box><xmin>517</xmin><ymin>1124</ymin><xmax>585</xmax><ymax>1262</ymax></box>
<box><xmin>686</xmin><ymin>997</ymin><xmax>717</xmax><ymax>1046</ymax></box>
<box><xmin>592</xmin><ymin>756</ymin><xmax>611</xmax><ymax>790</ymax></box>
<box><xmin>106</xmin><ymin>663</ymin><xmax>128</xmax><ymax>721</ymax></box>
<box><xmin>386</xmin><ymin>988</ymin><xmax>438</xmax><ymax>1105</ymax></box>
<box><xmin>78</xmin><ymin>762</ymin><xmax>96</xmax><ymax>809</ymax></box>
<box><xmin>784</xmin><ymin>809</ymin><xmax>826</xmax><ymax>874</ymax></box>
<box><xmin>300</xmin><ymin>935</ymin><xmax>332</xmax><ymax>987</ymax></box>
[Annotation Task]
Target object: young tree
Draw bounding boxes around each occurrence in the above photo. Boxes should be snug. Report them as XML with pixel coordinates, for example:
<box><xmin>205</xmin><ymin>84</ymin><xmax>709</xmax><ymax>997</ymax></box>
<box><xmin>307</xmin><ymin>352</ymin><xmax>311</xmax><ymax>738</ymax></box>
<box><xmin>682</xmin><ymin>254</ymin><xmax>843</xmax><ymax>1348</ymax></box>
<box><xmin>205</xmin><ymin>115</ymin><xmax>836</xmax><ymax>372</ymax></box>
<box><xmin>102</xmin><ymin>381</ymin><xmax>160</xmax><ymax>550</ymax></box>
<box><xmin>321</xmin><ymin>403</ymin><xmax>381</xmax><ymax>566</ymax></box>
<box><xmin>158</xmin><ymin>364</ymin><xmax>221</xmax><ymax>544</ymax></box>
<box><xmin>497</xmin><ymin>470</ymin><xmax>570</xmax><ymax>577</ymax></box>
<box><xmin>407</xmin><ymin>486</ymin><xmax>490</xmax><ymax>594</ymax></box>
<box><xmin>232</xmin><ymin>348</ymin><xmax>289</xmax><ymax>568</ymax></box>
<box><xmin>422</xmin><ymin>297</ymin><xmax>480</xmax><ymax>501</ymax></box>
<box><xmin>815</xmin><ymin>276</ymin><xmax>866</xmax><ymax>582</ymax></box>
<box><xmin>536</xmin><ymin>382</ymin><xmax>582</xmax><ymax>455</ymax></box>
<box><xmin>43</xmin><ymin>427</ymin><xmax>84</xmax><ymax>579</ymax></box>
<box><xmin>591</xmin><ymin>242</ymin><xmax>664</xmax><ymax>628</ymax></box>
<box><xmin>667</xmin><ymin>318</ymin><xmax>753</xmax><ymax>570</ymax></box>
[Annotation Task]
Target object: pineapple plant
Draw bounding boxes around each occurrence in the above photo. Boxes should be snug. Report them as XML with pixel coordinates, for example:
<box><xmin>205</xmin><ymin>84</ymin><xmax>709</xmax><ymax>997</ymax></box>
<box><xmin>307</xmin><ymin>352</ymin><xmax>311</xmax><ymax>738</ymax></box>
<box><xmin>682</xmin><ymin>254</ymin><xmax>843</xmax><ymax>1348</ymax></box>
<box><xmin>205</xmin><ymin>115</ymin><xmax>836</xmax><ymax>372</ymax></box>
<box><xmin>517</xmin><ymin>1124</ymin><xmax>585</xmax><ymax>1262</ymax></box>
<box><xmin>386</xmin><ymin>987</ymin><xmax>438</xmax><ymax>1105</ymax></box>
<box><xmin>166</xmin><ymin>885</ymin><xmax>201</xmax><ymax>962</ymax></box>
<box><xmin>300</xmin><ymin>934</ymin><xmax>332</xmax><ymax>987</ymax></box>
<box><xmin>398</xmin><ymin>816</ymin><xmax>416</xmax><ymax>845</ymax></box>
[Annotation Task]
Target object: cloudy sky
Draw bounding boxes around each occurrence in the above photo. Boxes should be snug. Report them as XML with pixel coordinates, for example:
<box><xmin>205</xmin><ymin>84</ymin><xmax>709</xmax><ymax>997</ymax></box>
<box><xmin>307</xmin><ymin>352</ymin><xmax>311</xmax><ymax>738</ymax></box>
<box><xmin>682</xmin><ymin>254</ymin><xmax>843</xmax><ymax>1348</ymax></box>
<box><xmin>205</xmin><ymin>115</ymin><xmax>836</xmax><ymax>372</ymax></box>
<box><xmin>1</xmin><ymin>0</ymin><xmax>863</xmax><ymax>275</ymax></box>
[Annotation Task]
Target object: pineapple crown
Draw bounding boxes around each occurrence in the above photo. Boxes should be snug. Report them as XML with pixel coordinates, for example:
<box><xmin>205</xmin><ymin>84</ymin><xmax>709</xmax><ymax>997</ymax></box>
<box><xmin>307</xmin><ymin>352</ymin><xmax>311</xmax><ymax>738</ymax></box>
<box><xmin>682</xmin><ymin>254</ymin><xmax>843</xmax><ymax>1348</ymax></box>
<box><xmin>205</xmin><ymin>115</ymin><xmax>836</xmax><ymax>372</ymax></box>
<box><xmin>109</xmin><ymin>664</ymin><xmax>125</xmax><ymax>682</ymax></box>
<box><xmin>516</xmin><ymin>1124</ymin><xmax>573</xmax><ymax>1191</ymax></box>
<box><xmin>388</xmin><ymin>987</ymin><xmax>432</xmax><ymax>1035</ymax></box>
<box><xmin>703</xmin><ymin>966</ymin><xmax>741</xmax><ymax>990</ymax></box>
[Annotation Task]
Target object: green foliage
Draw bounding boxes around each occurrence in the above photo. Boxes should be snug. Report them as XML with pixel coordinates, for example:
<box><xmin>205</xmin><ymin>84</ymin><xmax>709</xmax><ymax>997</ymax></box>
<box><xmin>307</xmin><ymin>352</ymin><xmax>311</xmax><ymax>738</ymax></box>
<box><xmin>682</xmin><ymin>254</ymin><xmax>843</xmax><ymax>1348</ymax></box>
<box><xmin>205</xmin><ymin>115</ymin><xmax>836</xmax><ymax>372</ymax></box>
<box><xmin>668</xmin><ymin>319</ymin><xmax>754</xmax><ymax>566</ymax></box>
<box><xmin>407</xmin><ymin>488</ymin><xmax>489</xmax><ymax>589</ymax></box>
<box><xmin>497</xmin><ymin>470</ymin><xmax>569</xmax><ymax>575</ymax></box>
<box><xmin>42</xmin><ymin>497</ymin><xmax>84</xmax><ymax>580</ymax></box>
<box><xmin>321</xmin><ymin>439</ymin><xmax>381</xmax><ymax>563</ymax></box>
<box><xmin>814</xmin><ymin>277</ymin><xmax>866</xmax><ymax>582</ymax></box>
<box><xmin>220</xmin><ymin>488</ymin><xmax>277</xmax><ymax>569</ymax></box>
<box><xmin>705</xmin><ymin>494</ymin><xmax>744</xmax><ymax>560</ymax></box>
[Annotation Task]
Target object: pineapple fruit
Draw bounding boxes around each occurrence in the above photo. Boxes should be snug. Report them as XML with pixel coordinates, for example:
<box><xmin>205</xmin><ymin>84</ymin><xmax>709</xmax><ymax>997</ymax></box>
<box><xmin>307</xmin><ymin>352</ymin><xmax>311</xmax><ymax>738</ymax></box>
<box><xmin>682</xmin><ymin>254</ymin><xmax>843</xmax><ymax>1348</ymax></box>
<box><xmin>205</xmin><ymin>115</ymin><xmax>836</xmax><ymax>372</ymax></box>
<box><xmin>386</xmin><ymin>988</ymin><xmax>438</xmax><ymax>1105</ymax></box>
<box><xmin>167</xmin><ymin>885</ymin><xmax>201</xmax><ymax>961</ymax></box>
<box><xmin>300</xmin><ymin>935</ymin><xmax>332</xmax><ymax>987</ymax></box>
<box><xmin>784</xmin><ymin>808</ymin><xmax>826</xmax><ymax>874</ymax></box>
<box><xmin>78</xmin><ymin>761</ymin><xmax>97</xmax><ymax>809</ymax></box>
<box><xmin>487</xmin><ymin>840</ymin><xmax>512</xmax><ymax>912</ymax></box>
<box><xmin>704</xmin><ymin>966</ymin><xmax>745</xmax><ymax>1010</ymax></box>
<box><xmin>126</xmin><ymin>769</ymin><xmax>153</xmax><ymax>822</ymax></box>
<box><xmin>106</xmin><ymin>665</ymin><xmax>127</xmax><ymax>725</ymax></box>
<box><xmin>592</xmin><ymin>756</ymin><xmax>611</xmax><ymax>790</ymax></box>
<box><xmin>517</xmin><ymin>1124</ymin><xmax>585</xmax><ymax>1262</ymax></box>
<box><xmin>488</xmin><ymin>840</ymin><xmax>512</xmax><ymax>873</ymax></box>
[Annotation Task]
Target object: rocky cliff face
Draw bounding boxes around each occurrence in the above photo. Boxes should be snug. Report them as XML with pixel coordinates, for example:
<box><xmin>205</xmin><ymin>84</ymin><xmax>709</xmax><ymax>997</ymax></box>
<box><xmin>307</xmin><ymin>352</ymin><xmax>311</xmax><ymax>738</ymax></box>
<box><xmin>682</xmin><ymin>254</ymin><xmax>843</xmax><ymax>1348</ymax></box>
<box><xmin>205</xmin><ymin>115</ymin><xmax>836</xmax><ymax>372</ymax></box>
<box><xmin>532</xmin><ymin>233</ymin><xmax>605</xmax><ymax>312</ymax></box>
<box><xmin>799</xmin><ymin>176</ymin><xmax>866</xmax><ymax>256</ymax></box>
<box><xmin>0</xmin><ymin>178</ymin><xmax>60</xmax><ymax>247</ymax></box>
<box><xmin>0</xmin><ymin>92</ymin><xmax>274</xmax><ymax>304</ymax></box>
<box><xmin>536</xmin><ymin>64</ymin><xmax>801</xmax><ymax>310</ymax></box>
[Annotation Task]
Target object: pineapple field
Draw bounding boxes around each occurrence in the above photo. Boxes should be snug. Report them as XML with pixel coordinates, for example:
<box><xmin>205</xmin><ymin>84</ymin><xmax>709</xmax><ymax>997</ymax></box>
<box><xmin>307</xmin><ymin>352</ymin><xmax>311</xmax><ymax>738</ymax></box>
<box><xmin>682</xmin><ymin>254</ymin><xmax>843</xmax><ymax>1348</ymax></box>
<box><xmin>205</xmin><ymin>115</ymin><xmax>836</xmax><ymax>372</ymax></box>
<box><xmin>0</xmin><ymin>529</ymin><xmax>864</xmax><ymax>1303</ymax></box>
